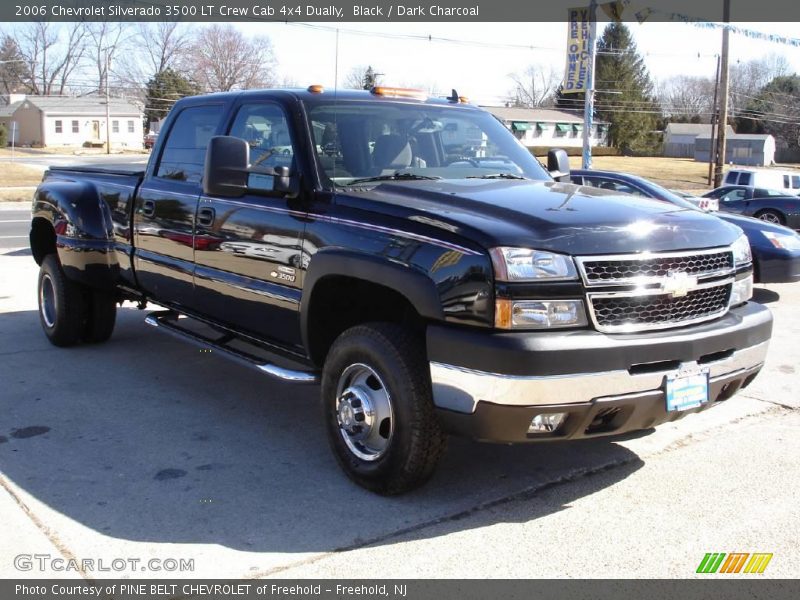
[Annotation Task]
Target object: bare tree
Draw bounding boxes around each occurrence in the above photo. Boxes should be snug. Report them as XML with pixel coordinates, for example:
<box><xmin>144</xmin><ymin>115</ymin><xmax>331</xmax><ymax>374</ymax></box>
<box><xmin>86</xmin><ymin>22</ymin><xmax>128</xmax><ymax>95</ymax></box>
<box><xmin>658</xmin><ymin>75</ymin><xmax>715</xmax><ymax>122</ymax></box>
<box><xmin>190</xmin><ymin>25</ymin><xmax>276</xmax><ymax>92</ymax></box>
<box><xmin>730</xmin><ymin>53</ymin><xmax>792</xmax><ymax>113</ymax></box>
<box><xmin>506</xmin><ymin>64</ymin><xmax>559</xmax><ymax>108</ymax></box>
<box><xmin>115</xmin><ymin>22</ymin><xmax>194</xmax><ymax>90</ymax></box>
<box><xmin>16</xmin><ymin>22</ymin><xmax>87</xmax><ymax>95</ymax></box>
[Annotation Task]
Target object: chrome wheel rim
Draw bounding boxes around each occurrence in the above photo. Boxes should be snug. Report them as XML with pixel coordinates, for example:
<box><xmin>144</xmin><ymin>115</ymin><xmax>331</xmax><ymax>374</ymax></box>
<box><xmin>759</xmin><ymin>212</ymin><xmax>780</xmax><ymax>224</ymax></box>
<box><xmin>335</xmin><ymin>363</ymin><xmax>394</xmax><ymax>461</ymax></box>
<box><xmin>40</xmin><ymin>274</ymin><xmax>56</xmax><ymax>328</ymax></box>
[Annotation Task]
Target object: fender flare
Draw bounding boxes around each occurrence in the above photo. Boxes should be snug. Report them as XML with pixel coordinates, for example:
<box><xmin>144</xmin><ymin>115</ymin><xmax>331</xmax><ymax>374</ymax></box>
<box><xmin>300</xmin><ymin>249</ymin><xmax>444</xmax><ymax>351</ymax></box>
<box><xmin>31</xmin><ymin>179</ymin><xmax>117</xmax><ymax>289</ymax></box>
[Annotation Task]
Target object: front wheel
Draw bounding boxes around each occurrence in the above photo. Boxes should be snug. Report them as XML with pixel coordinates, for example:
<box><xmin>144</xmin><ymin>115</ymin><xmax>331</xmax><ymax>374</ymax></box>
<box><xmin>755</xmin><ymin>209</ymin><xmax>784</xmax><ymax>225</ymax></box>
<box><xmin>321</xmin><ymin>323</ymin><xmax>447</xmax><ymax>495</ymax></box>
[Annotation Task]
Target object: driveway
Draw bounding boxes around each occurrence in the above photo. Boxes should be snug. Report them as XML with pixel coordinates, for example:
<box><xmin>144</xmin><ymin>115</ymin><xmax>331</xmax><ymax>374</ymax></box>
<box><xmin>1</xmin><ymin>247</ymin><xmax>798</xmax><ymax>579</ymax></box>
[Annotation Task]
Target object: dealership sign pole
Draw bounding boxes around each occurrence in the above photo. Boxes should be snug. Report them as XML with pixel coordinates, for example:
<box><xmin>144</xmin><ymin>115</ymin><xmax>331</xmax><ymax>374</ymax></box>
<box><xmin>582</xmin><ymin>1</ymin><xmax>597</xmax><ymax>169</ymax></box>
<box><xmin>563</xmin><ymin>2</ymin><xmax>597</xmax><ymax>169</ymax></box>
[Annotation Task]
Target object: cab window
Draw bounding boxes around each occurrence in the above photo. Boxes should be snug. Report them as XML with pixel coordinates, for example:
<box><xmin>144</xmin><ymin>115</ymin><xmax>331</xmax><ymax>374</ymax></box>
<box><xmin>156</xmin><ymin>105</ymin><xmax>223</xmax><ymax>183</ymax></box>
<box><xmin>228</xmin><ymin>104</ymin><xmax>295</xmax><ymax>172</ymax></box>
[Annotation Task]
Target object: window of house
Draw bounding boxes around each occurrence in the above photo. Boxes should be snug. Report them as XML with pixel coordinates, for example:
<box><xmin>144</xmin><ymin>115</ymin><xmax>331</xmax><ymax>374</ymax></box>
<box><xmin>71</xmin><ymin>120</ymin><xmax>79</xmax><ymax>133</ymax></box>
<box><xmin>112</xmin><ymin>120</ymin><xmax>119</xmax><ymax>133</ymax></box>
<box><xmin>127</xmin><ymin>120</ymin><xmax>135</xmax><ymax>133</ymax></box>
<box><xmin>54</xmin><ymin>120</ymin><xmax>63</xmax><ymax>133</ymax></box>
<box><xmin>156</xmin><ymin>105</ymin><xmax>223</xmax><ymax>183</ymax></box>
<box><xmin>554</xmin><ymin>123</ymin><xmax>569</xmax><ymax>137</ymax></box>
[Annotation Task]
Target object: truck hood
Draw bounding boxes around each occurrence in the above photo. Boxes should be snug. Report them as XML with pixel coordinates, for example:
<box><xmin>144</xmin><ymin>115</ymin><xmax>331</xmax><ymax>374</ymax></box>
<box><xmin>344</xmin><ymin>179</ymin><xmax>743</xmax><ymax>255</ymax></box>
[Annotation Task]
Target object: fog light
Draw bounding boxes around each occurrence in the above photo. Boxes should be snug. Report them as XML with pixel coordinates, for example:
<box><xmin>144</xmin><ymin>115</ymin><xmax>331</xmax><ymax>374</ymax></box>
<box><xmin>729</xmin><ymin>274</ymin><xmax>753</xmax><ymax>307</ymax></box>
<box><xmin>528</xmin><ymin>412</ymin><xmax>568</xmax><ymax>434</ymax></box>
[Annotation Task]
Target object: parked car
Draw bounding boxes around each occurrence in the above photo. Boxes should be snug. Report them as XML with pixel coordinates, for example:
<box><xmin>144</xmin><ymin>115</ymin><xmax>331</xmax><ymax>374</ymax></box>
<box><xmin>571</xmin><ymin>170</ymin><xmax>800</xmax><ymax>284</ymax></box>
<box><xmin>723</xmin><ymin>168</ymin><xmax>800</xmax><ymax>196</ymax></box>
<box><xmin>29</xmin><ymin>89</ymin><xmax>772</xmax><ymax>494</ymax></box>
<box><xmin>702</xmin><ymin>185</ymin><xmax>800</xmax><ymax>229</ymax></box>
<box><xmin>670</xmin><ymin>189</ymin><xmax>719</xmax><ymax>212</ymax></box>
<box><xmin>143</xmin><ymin>132</ymin><xmax>158</xmax><ymax>150</ymax></box>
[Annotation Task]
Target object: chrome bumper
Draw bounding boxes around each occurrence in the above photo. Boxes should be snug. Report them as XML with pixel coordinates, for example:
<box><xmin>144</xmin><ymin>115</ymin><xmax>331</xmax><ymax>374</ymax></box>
<box><xmin>430</xmin><ymin>341</ymin><xmax>769</xmax><ymax>414</ymax></box>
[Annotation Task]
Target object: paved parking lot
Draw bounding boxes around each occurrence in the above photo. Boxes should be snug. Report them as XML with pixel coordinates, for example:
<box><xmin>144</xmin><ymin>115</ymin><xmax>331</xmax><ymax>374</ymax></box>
<box><xmin>1</xmin><ymin>237</ymin><xmax>798</xmax><ymax>579</ymax></box>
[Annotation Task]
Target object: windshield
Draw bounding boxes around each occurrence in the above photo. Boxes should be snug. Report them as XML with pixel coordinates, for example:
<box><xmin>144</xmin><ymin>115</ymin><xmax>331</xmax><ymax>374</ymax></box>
<box><xmin>306</xmin><ymin>101</ymin><xmax>551</xmax><ymax>188</ymax></box>
<box><xmin>624</xmin><ymin>175</ymin><xmax>703</xmax><ymax>211</ymax></box>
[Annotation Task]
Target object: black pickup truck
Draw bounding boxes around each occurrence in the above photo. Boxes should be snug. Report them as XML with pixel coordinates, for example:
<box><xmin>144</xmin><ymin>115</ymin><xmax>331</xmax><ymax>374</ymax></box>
<box><xmin>30</xmin><ymin>87</ymin><xmax>772</xmax><ymax>494</ymax></box>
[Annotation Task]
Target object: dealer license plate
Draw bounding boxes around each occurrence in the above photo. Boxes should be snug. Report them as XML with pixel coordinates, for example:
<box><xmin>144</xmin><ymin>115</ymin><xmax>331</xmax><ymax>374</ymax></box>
<box><xmin>666</xmin><ymin>370</ymin><xmax>710</xmax><ymax>412</ymax></box>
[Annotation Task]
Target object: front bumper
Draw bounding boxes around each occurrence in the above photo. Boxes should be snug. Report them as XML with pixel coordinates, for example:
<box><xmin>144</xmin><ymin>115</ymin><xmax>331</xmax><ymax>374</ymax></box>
<box><xmin>428</xmin><ymin>302</ymin><xmax>772</xmax><ymax>443</ymax></box>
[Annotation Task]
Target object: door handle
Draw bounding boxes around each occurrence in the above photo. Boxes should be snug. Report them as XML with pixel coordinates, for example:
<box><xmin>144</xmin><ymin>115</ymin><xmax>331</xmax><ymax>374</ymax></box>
<box><xmin>142</xmin><ymin>200</ymin><xmax>155</xmax><ymax>217</ymax></box>
<box><xmin>197</xmin><ymin>207</ymin><xmax>216</xmax><ymax>227</ymax></box>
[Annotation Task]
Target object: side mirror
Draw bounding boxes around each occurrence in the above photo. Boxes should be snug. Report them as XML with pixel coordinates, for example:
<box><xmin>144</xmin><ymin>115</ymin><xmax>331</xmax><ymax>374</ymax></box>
<box><xmin>204</xmin><ymin>135</ymin><xmax>299</xmax><ymax>199</ymax></box>
<box><xmin>547</xmin><ymin>148</ymin><xmax>570</xmax><ymax>182</ymax></box>
<box><xmin>203</xmin><ymin>136</ymin><xmax>249</xmax><ymax>197</ymax></box>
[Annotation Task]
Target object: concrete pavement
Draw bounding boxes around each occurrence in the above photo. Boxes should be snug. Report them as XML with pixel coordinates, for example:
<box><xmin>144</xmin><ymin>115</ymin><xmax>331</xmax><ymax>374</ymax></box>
<box><xmin>0</xmin><ymin>248</ymin><xmax>798</xmax><ymax>579</ymax></box>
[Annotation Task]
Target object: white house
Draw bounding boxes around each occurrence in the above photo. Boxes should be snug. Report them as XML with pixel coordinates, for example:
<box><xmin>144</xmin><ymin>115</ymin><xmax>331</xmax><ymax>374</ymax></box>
<box><xmin>663</xmin><ymin>123</ymin><xmax>735</xmax><ymax>158</ymax></box>
<box><xmin>0</xmin><ymin>96</ymin><xmax>143</xmax><ymax>148</ymax></box>
<box><xmin>482</xmin><ymin>106</ymin><xmax>609</xmax><ymax>148</ymax></box>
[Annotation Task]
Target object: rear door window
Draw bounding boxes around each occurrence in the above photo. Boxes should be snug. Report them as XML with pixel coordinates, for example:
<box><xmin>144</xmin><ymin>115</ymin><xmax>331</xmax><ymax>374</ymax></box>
<box><xmin>156</xmin><ymin>105</ymin><xmax>224</xmax><ymax>184</ymax></box>
<box><xmin>738</xmin><ymin>172</ymin><xmax>753</xmax><ymax>186</ymax></box>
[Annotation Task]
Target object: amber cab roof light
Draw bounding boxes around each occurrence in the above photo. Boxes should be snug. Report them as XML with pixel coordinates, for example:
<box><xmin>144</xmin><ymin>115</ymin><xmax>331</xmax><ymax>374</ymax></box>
<box><xmin>370</xmin><ymin>86</ymin><xmax>428</xmax><ymax>101</ymax></box>
<box><xmin>307</xmin><ymin>84</ymin><xmax>324</xmax><ymax>93</ymax></box>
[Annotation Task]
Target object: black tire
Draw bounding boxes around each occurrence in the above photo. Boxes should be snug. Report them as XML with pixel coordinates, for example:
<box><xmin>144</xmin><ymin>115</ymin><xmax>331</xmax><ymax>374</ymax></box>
<box><xmin>82</xmin><ymin>288</ymin><xmax>117</xmax><ymax>343</ymax></box>
<box><xmin>321</xmin><ymin>323</ymin><xmax>447</xmax><ymax>495</ymax></box>
<box><xmin>37</xmin><ymin>254</ymin><xmax>87</xmax><ymax>347</ymax></box>
<box><xmin>755</xmin><ymin>209</ymin><xmax>785</xmax><ymax>225</ymax></box>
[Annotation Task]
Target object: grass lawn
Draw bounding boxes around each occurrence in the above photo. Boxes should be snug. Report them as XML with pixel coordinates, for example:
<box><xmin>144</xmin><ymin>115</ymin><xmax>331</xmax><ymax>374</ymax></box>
<box><xmin>0</xmin><ymin>163</ymin><xmax>44</xmax><ymax>187</ymax></box>
<box><xmin>566</xmin><ymin>156</ymin><xmax>715</xmax><ymax>191</ymax></box>
<box><xmin>0</xmin><ymin>187</ymin><xmax>34</xmax><ymax>203</ymax></box>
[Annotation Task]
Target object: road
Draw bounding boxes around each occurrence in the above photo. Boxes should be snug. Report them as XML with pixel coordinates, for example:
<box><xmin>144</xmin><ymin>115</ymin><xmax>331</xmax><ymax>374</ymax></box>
<box><xmin>0</xmin><ymin>153</ymin><xmax>149</xmax><ymax>171</ymax></box>
<box><xmin>0</xmin><ymin>247</ymin><xmax>798</xmax><ymax>579</ymax></box>
<box><xmin>0</xmin><ymin>208</ymin><xmax>30</xmax><ymax>250</ymax></box>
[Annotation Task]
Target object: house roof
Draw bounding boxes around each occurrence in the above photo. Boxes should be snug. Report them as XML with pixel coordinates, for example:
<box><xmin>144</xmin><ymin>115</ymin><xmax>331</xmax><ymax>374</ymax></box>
<box><xmin>481</xmin><ymin>106</ymin><xmax>608</xmax><ymax>125</ymax></box>
<box><xmin>665</xmin><ymin>123</ymin><xmax>735</xmax><ymax>136</ymax></box>
<box><xmin>0</xmin><ymin>102</ymin><xmax>21</xmax><ymax>118</ymax></box>
<box><xmin>19</xmin><ymin>96</ymin><xmax>142</xmax><ymax>115</ymax></box>
<box><xmin>695</xmin><ymin>133</ymin><xmax>774</xmax><ymax>142</ymax></box>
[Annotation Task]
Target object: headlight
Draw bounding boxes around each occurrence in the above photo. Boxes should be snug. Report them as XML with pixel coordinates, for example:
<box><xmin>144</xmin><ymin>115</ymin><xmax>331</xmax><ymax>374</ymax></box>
<box><xmin>729</xmin><ymin>274</ymin><xmax>753</xmax><ymax>306</ymax></box>
<box><xmin>495</xmin><ymin>299</ymin><xmax>588</xmax><ymax>329</ymax></box>
<box><xmin>763</xmin><ymin>230</ymin><xmax>800</xmax><ymax>251</ymax></box>
<box><xmin>490</xmin><ymin>247</ymin><xmax>578</xmax><ymax>281</ymax></box>
<box><xmin>731</xmin><ymin>234</ymin><xmax>752</xmax><ymax>266</ymax></box>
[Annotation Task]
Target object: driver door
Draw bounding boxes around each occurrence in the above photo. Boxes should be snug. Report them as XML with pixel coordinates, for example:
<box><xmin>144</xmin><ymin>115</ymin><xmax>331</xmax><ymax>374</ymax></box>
<box><xmin>192</xmin><ymin>102</ymin><xmax>307</xmax><ymax>349</ymax></box>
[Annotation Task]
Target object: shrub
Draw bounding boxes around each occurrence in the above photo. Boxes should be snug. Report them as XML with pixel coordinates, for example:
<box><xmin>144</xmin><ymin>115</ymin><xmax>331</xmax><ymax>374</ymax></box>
<box><xmin>0</xmin><ymin>123</ymin><xmax>7</xmax><ymax>147</ymax></box>
<box><xmin>528</xmin><ymin>145</ymin><xmax>620</xmax><ymax>158</ymax></box>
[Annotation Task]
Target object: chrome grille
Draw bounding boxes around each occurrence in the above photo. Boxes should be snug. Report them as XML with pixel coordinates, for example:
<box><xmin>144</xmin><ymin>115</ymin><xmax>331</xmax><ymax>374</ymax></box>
<box><xmin>579</xmin><ymin>250</ymin><xmax>733</xmax><ymax>287</ymax></box>
<box><xmin>589</xmin><ymin>283</ymin><xmax>731</xmax><ymax>333</ymax></box>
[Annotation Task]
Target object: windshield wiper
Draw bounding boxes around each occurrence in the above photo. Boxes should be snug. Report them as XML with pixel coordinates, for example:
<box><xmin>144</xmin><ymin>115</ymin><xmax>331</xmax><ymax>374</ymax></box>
<box><xmin>465</xmin><ymin>173</ymin><xmax>528</xmax><ymax>180</ymax></box>
<box><xmin>347</xmin><ymin>172</ymin><xmax>442</xmax><ymax>185</ymax></box>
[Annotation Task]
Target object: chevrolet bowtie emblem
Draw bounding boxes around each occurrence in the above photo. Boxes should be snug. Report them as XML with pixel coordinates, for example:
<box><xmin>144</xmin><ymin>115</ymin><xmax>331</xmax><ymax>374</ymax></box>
<box><xmin>660</xmin><ymin>271</ymin><xmax>698</xmax><ymax>298</ymax></box>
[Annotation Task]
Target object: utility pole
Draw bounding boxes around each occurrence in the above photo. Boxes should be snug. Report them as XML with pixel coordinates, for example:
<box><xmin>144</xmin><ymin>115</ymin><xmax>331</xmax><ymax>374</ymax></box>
<box><xmin>582</xmin><ymin>0</ymin><xmax>598</xmax><ymax>170</ymax></box>
<box><xmin>713</xmin><ymin>0</ymin><xmax>731</xmax><ymax>188</ymax></box>
<box><xmin>105</xmin><ymin>50</ymin><xmax>111</xmax><ymax>155</ymax></box>
<box><xmin>707</xmin><ymin>54</ymin><xmax>721</xmax><ymax>186</ymax></box>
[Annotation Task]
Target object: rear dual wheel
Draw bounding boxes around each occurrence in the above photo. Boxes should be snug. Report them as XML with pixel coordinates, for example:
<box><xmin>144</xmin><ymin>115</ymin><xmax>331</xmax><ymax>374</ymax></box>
<box><xmin>38</xmin><ymin>254</ymin><xmax>117</xmax><ymax>347</ymax></box>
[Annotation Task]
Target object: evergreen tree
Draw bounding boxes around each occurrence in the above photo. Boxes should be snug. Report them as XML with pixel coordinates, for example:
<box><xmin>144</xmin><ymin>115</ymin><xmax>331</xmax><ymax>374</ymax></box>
<box><xmin>144</xmin><ymin>68</ymin><xmax>200</xmax><ymax>129</ymax></box>
<box><xmin>736</xmin><ymin>75</ymin><xmax>800</xmax><ymax>149</ymax></box>
<box><xmin>0</xmin><ymin>35</ymin><xmax>30</xmax><ymax>95</ymax></box>
<box><xmin>556</xmin><ymin>23</ymin><xmax>660</xmax><ymax>153</ymax></box>
<box><xmin>361</xmin><ymin>66</ymin><xmax>380</xmax><ymax>90</ymax></box>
